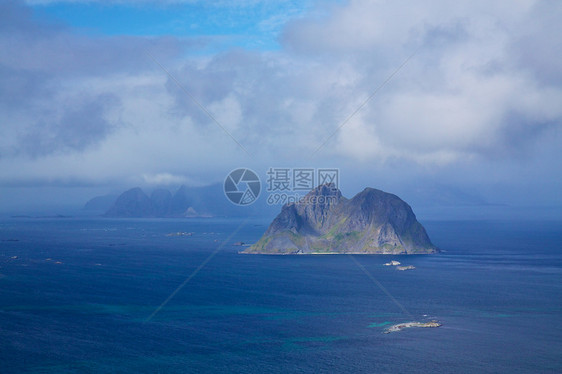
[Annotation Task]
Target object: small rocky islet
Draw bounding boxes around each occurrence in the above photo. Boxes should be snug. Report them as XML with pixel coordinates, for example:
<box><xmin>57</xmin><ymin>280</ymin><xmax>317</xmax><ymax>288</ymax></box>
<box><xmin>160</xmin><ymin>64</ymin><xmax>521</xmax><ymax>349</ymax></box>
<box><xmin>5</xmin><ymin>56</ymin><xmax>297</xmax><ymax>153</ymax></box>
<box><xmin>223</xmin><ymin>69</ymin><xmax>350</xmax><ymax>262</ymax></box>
<box><xmin>383</xmin><ymin>321</ymin><xmax>442</xmax><ymax>334</ymax></box>
<box><xmin>384</xmin><ymin>260</ymin><xmax>416</xmax><ymax>270</ymax></box>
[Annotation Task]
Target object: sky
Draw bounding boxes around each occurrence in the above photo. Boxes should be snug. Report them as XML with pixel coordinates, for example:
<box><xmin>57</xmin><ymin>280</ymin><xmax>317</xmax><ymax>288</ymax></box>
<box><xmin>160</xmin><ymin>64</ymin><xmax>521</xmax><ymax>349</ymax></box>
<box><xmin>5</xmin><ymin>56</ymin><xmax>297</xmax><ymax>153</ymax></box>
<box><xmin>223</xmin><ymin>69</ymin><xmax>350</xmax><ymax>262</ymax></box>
<box><xmin>0</xmin><ymin>0</ymin><xmax>561</xmax><ymax>217</ymax></box>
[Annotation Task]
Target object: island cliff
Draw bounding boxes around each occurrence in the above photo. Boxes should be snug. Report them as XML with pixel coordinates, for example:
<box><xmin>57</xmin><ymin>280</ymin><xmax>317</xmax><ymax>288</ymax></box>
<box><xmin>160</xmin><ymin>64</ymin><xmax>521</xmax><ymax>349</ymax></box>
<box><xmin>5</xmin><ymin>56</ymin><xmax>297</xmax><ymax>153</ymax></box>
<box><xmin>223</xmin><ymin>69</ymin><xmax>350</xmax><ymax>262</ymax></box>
<box><xmin>244</xmin><ymin>184</ymin><xmax>437</xmax><ymax>254</ymax></box>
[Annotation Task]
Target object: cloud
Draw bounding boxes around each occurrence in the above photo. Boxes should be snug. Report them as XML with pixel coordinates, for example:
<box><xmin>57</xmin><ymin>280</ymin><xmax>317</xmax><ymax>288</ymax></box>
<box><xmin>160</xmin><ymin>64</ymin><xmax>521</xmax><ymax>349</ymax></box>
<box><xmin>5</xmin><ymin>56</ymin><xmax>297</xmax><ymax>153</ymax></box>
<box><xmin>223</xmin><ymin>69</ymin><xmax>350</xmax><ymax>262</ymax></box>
<box><xmin>0</xmin><ymin>1</ymin><xmax>196</xmax><ymax>160</ymax></box>
<box><xmin>141</xmin><ymin>172</ymin><xmax>199</xmax><ymax>186</ymax></box>
<box><xmin>278</xmin><ymin>0</ymin><xmax>562</xmax><ymax>162</ymax></box>
<box><xmin>17</xmin><ymin>93</ymin><xmax>119</xmax><ymax>157</ymax></box>
<box><xmin>0</xmin><ymin>0</ymin><xmax>561</xmax><ymax>209</ymax></box>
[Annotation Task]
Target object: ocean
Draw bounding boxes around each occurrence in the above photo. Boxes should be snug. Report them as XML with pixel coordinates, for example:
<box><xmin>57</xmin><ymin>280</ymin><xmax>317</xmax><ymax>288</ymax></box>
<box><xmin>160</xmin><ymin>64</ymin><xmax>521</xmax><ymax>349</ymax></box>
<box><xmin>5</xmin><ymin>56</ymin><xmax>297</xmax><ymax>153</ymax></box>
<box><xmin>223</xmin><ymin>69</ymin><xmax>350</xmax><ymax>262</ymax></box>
<box><xmin>0</xmin><ymin>217</ymin><xmax>561</xmax><ymax>373</ymax></box>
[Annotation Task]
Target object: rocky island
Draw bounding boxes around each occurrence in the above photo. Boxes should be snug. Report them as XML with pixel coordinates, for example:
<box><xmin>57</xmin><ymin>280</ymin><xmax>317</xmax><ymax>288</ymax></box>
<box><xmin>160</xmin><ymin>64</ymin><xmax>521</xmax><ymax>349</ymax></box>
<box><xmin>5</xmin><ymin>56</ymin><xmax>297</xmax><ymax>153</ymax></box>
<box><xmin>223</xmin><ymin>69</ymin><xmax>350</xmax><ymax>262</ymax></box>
<box><xmin>244</xmin><ymin>184</ymin><xmax>437</xmax><ymax>254</ymax></box>
<box><xmin>384</xmin><ymin>260</ymin><xmax>401</xmax><ymax>266</ymax></box>
<box><xmin>396</xmin><ymin>265</ymin><xmax>416</xmax><ymax>271</ymax></box>
<box><xmin>383</xmin><ymin>321</ymin><xmax>442</xmax><ymax>333</ymax></box>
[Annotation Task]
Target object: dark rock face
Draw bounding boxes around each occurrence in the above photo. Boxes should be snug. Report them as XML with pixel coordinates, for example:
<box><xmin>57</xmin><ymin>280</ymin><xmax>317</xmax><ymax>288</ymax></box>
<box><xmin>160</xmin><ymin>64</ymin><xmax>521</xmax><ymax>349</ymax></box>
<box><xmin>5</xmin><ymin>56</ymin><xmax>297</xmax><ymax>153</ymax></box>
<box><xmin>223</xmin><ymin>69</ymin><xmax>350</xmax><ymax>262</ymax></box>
<box><xmin>105</xmin><ymin>186</ymin><xmax>192</xmax><ymax>218</ymax></box>
<box><xmin>151</xmin><ymin>189</ymin><xmax>172</xmax><ymax>217</ymax></box>
<box><xmin>246</xmin><ymin>184</ymin><xmax>437</xmax><ymax>254</ymax></box>
<box><xmin>104</xmin><ymin>188</ymin><xmax>153</xmax><ymax>217</ymax></box>
<box><xmin>102</xmin><ymin>184</ymin><xmax>260</xmax><ymax>218</ymax></box>
<box><xmin>169</xmin><ymin>185</ymin><xmax>192</xmax><ymax>216</ymax></box>
<box><xmin>83</xmin><ymin>194</ymin><xmax>117</xmax><ymax>212</ymax></box>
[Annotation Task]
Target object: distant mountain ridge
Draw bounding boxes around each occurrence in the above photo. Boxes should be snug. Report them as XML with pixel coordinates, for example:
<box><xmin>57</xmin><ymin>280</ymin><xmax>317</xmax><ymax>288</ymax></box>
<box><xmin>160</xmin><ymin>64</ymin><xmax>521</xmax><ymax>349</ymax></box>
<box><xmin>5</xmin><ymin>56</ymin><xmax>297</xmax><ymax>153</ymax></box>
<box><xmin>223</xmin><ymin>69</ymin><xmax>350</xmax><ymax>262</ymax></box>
<box><xmin>102</xmin><ymin>185</ymin><xmax>216</xmax><ymax>218</ymax></box>
<box><xmin>105</xmin><ymin>187</ymin><xmax>155</xmax><ymax>217</ymax></box>
<box><xmin>85</xmin><ymin>184</ymin><xmax>275</xmax><ymax>218</ymax></box>
<box><xmin>245</xmin><ymin>184</ymin><xmax>437</xmax><ymax>254</ymax></box>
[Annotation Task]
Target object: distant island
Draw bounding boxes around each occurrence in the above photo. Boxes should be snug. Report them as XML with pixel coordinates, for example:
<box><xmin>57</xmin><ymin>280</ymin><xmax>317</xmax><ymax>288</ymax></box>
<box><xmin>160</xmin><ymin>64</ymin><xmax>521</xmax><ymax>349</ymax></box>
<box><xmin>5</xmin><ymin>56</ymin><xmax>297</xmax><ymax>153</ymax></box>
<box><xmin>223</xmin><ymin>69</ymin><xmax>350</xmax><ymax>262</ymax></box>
<box><xmin>102</xmin><ymin>186</ymin><xmax>212</xmax><ymax>218</ymax></box>
<box><xmin>244</xmin><ymin>184</ymin><xmax>437</xmax><ymax>254</ymax></box>
<box><xmin>384</xmin><ymin>321</ymin><xmax>442</xmax><ymax>333</ymax></box>
<box><xmin>396</xmin><ymin>265</ymin><xmax>416</xmax><ymax>271</ymax></box>
<box><xmin>383</xmin><ymin>260</ymin><xmax>416</xmax><ymax>270</ymax></box>
<box><xmin>83</xmin><ymin>184</ymin><xmax>274</xmax><ymax>218</ymax></box>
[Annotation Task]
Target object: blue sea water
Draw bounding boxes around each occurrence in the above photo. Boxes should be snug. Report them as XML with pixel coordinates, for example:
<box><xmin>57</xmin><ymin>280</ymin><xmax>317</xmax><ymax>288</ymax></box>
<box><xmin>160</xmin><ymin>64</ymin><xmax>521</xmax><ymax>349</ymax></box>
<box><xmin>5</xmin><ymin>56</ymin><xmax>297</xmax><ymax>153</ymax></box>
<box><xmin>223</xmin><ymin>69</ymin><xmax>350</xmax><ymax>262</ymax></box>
<box><xmin>0</xmin><ymin>217</ymin><xmax>561</xmax><ymax>373</ymax></box>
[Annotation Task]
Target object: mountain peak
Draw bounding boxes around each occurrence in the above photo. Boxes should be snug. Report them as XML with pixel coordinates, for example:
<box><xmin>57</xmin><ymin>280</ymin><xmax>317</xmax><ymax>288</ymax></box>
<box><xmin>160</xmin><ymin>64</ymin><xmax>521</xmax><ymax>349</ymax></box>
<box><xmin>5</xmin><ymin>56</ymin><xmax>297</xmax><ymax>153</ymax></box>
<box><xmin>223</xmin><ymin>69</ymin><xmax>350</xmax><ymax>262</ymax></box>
<box><xmin>246</xmin><ymin>186</ymin><xmax>437</xmax><ymax>255</ymax></box>
<box><xmin>104</xmin><ymin>187</ymin><xmax>152</xmax><ymax>217</ymax></box>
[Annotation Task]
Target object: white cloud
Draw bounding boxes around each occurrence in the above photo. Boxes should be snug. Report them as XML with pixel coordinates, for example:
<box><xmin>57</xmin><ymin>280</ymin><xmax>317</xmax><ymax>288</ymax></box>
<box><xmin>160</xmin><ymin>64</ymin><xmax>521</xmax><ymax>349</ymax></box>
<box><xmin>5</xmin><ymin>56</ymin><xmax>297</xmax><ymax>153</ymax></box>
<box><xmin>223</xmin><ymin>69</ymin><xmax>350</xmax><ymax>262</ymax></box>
<box><xmin>141</xmin><ymin>173</ymin><xmax>197</xmax><ymax>186</ymax></box>
<box><xmin>277</xmin><ymin>0</ymin><xmax>562</xmax><ymax>163</ymax></box>
<box><xmin>1</xmin><ymin>0</ymin><xmax>562</xmax><ymax>208</ymax></box>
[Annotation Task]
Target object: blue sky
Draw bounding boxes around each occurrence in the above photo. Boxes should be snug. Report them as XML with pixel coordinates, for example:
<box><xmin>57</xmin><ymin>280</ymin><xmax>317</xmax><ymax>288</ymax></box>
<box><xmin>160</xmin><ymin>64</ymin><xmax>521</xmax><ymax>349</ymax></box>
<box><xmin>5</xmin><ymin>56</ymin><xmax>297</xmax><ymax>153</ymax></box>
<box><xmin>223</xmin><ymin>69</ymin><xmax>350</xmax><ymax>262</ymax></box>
<box><xmin>1</xmin><ymin>0</ymin><xmax>561</xmax><ymax>216</ymax></box>
<box><xmin>30</xmin><ymin>1</ymin><xmax>315</xmax><ymax>50</ymax></box>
